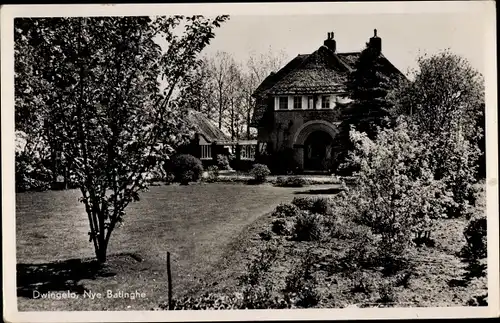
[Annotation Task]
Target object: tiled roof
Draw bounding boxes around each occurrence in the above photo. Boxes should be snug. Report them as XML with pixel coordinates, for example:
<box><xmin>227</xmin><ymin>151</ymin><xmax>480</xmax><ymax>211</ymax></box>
<box><xmin>187</xmin><ymin>109</ymin><xmax>230</xmax><ymax>143</ymax></box>
<box><xmin>251</xmin><ymin>44</ymin><xmax>405</xmax><ymax>126</ymax></box>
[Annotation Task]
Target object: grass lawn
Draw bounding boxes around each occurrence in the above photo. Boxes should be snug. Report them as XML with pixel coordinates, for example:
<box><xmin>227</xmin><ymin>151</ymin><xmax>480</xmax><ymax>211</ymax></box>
<box><xmin>16</xmin><ymin>182</ymin><xmax>338</xmax><ymax>311</ymax></box>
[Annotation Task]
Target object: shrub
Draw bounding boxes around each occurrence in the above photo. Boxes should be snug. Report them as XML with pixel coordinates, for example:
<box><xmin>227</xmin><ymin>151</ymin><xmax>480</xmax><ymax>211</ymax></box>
<box><xmin>311</xmin><ymin>198</ymin><xmax>331</xmax><ymax>215</ymax></box>
<box><xmin>239</xmin><ymin>244</ymin><xmax>278</xmax><ymax>287</ymax></box>
<box><xmin>346</xmin><ymin>120</ymin><xmax>448</xmax><ymax>264</ymax></box>
<box><xmin>293</xmin><ymin>213</ymin><xmax>324</xmax><ymax>242</ymax></box>
<box><xmin>377</xmin><ymin>283</ymin><xmax>397</xmax><ymax>306</ymax></box>
<box><xmin>275</xmin><ymin>176</ymin><xmax>308</xmax><ymax>187</ymax></box>
<box><xmin>15</xmin><ymin>151</ymin><xmax>53</xmax><ymax>192</ymax></box>
<box><xmin>170</xmin><ymin>154</ymin><xmax>203</xmax><ymax>185</ymax></box>
<box><xmin>283</xmin><ymin>253</ymin><xmax>320</xmax><ymax>308</ymax></box>
<box><xmin>164</xmin><ymin>172</ymin><xmax>175</xmax><ymax>185</ymax></box>
<box><xmin>206</xmin><ymin>165</ymin><xmax>220</xmax><ymax>183</ymax></box>
<box><xmin>249</xmin><ymin>164</ymin><xmax>271</xmax><ymax>184</ymax></box>
<box><xmin>461</xmin><ymin>216</ymin><xmax>487</xmax><ymax>260</ymax></box>
<box><xmin>290</xmin><ymin>197</ymin><xmax>331</xmax><ymax>215</ymax></box>
<box><xmin>271</xmin><ymin>218</ymin><xmax>293</xmax><ymax>236</ymax></box>
<box><xmin>291</xmin><ymin>197</ymin><xmax>316</xmax><ymax>212</ymax></box>
<box><xmin>350</xmin><ymin>271</ymin><xmax>373</xmax><ymax>294</ymax></box>
<box><xmin>341</xmin><ymin>226</ymin><xmax>379</xmax><ymax>270</ymax></box>
<box><xmin>272</xmin><ymin>203</ymin><xmax>300</xmax><ymax>218</ymax></box>
<box><xmin>216</xmin><ymin>155</ymin><xmax>231</xmax><ymax>170</ymax></box>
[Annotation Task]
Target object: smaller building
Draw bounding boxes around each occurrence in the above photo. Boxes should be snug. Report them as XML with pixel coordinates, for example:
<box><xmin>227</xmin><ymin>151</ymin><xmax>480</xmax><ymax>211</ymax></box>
<box><xmin>181</xmin><ymin>109</ymin><xmax>257</xmax><ymax>169</ymax></box>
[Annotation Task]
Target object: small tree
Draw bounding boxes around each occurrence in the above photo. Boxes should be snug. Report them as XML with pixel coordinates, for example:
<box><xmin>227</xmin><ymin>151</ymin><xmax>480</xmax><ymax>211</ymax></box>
<box><xmin>392</xmin><ymin>51</ymin><xmax>485</xmax><ymax>217</ymax></box>
<box><xmin>347</xmin><ymin>118</ymin><xmax>448</xmax><ymax>264</ymax></box>
<box><xmin>15</xmin><ymin>16</ymin><xmax>229</xmax><ymax>263</ymax></box>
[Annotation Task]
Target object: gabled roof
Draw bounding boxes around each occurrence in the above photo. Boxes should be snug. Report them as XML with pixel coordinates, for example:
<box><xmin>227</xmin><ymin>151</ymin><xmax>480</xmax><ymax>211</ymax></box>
<box><xmin>186</xmin><ymin>109</ymin><xmax>230</xmax><ymax>143</ymax></box>
<box><xmin>263</xmin><ymin>46</ymin><xmax>353</xmax><ymax>95</ymax></box>
<box><xmin>251</xmin><ymin>43</ymin><xmax>406</xmax><ymax>126</ymax></box>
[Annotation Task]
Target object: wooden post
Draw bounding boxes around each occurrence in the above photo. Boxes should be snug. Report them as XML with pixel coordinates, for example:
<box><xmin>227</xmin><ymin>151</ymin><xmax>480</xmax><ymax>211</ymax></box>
<box><xmin>167</xmin><ymin>252</ymin><xmax>173</xmax><ymax>309</ymax></box>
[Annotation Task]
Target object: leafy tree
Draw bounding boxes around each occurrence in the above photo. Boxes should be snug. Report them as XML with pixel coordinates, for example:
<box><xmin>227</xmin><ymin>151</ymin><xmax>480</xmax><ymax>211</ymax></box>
<box><xmin>392</xmin><ymin>51</ymin><xmax>485</xmax><ymax>216</ymax></box>
<box><xmin>15</xmin><ymin>15</ymin><xmax>228</xmax><ymax>263</ymax></box>
<box><xmin>346</xmin><ymin>118</ymin><xmax>448</xmax><ymax>265</ymax></box>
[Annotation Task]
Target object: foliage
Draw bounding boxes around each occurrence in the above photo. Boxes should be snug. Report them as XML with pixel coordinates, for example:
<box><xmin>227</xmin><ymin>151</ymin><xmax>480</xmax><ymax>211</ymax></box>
<box><xmin>205</xmin><ymin>165</ymin><xmax>220</xmax><ymax>183</ymax></box>
<box><xmin>249</xmin><ymin>163</ymin><xmax>271</xmax><ymax>184</ymax></box>
<box><xmin>283</xmin><ymin>253</ymin><xmax>320</xmax><ymax>308</ymax></box>
<box><xmin>216</xmin><ymin>155</ymin><xmax>231</xmax><ymax>170</ymax></box>
<box><xmin>461</xmin><ymin>216</ymin><xmax>487</xmax><ymax>260</ymax></box>
<box><xmin>272</xmin><ymin>203</ymin><xmax>300</xmax><ymax>218</ymax></box>
<box><xmin>467</xmin><ymin>294</ymin><xmax>488</xmax><ymax>306</ymax></box>
<box><xmin>377</xmin><ymin>282</ymin><xmax>397</xmax><ymax>306</ymax></box>
<box><xmin>170</xmin><ymin>154</ymin><xmax>204</xmax><ymax>185</ymax></box>
<box><xmin>290</xmin><ymin>197</ymin><xmax>331</xmax><ymax>215</ymax></box>
<box><xmin>341</xmin><ymin>225</ymin><xmax>379</xmax><ymax>270</ymax></box>
<box><xmin>291</xmin><ymin>197</ymin><xmax>316</xmax><ymax>212</ymax></box>
<box><xmin>14</xmin><ymin>15</ymin><xmax>228</xmax><ymax>262</ymax></box>
<box><xmin>293</xmin><ymin>213</ymin><xmax>324</xmax><ymax>242</ymax></box>
<box><xmin>349</xmin><ymin>119</ymin><xmax>448</xmax><ymax>240</ymax></box>
<box><xmin>15</xmin><ymin>150</ymin><xmax>53</xmax><ymax>192</ymax></box>
<box><xmin>275</xmin><ymin>176</ymin><xmax>308</xmax><ymax>187</ymax></box>
<box><xmin>333</xmin><ymin>42</ymin><xmax>399</xmax><ymax>174</ymax></box>
<box><xmin>271</xmin><ymin>218</ymin><xmax>293</xmax><ymax>236</ymax></box>
<box><xmin>310</xmin><ymin>197</ymin><xmax>332</xmax><ymax>215</ymax></box>
<box><xmin>391</xmin><ymin>51</ymin><xmax>485</xmax><ymax>216</ymax></box>
<box><xmin>258</xmin><ymin>229</ymin><xmax>272</xmax><ymax>241</ymax></box>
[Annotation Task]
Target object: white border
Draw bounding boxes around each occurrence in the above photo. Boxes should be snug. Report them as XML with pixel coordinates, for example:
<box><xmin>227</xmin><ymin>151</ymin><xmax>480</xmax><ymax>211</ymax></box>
<box><xmin>1</xmin><ymin>2</ymin><xmax>498</xmax><ymax>322</ymax></box>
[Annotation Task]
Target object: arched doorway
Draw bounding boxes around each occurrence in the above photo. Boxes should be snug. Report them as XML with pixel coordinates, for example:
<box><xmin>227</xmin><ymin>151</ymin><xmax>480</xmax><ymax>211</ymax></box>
<box><xmin>304</xmin><ymin>131</ymin><xmax>333</xmax><ymax>171</ymax></box>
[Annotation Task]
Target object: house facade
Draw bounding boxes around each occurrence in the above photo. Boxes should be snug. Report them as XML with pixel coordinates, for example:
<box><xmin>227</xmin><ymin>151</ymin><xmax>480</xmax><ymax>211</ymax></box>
<box><xmin>251</xmin><ymin>30</ymin><xmax>404</xmax><ymax>173</ymax></box>
<box><xmin>181</xmin><ymin>109</ymin><xmax>257</xmax><ymax>169</ymax></box>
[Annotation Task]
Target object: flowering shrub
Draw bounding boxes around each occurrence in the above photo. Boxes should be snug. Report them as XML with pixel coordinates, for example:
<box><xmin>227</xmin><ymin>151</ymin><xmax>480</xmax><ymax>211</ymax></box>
<box><xmin>170</xmin><ymin>154</ymin><xmax>203</xmax><ymax>185</ymax></box>
<box><xmin>249</xmin><ymin>164</ymin><xmax>271</xmax><ymax>184</ymax></box>
<box><xmin>345</xmin><ymin>119</ymin><xmax>448</xmax><ymax>264</ymax></box>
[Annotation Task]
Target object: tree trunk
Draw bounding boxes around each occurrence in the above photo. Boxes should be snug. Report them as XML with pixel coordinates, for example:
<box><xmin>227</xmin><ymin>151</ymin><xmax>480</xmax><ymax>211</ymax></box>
<box><xmin>96</xmin><ymin>244</ymin><xmax>108</xmax><ymax>263</ymax></box>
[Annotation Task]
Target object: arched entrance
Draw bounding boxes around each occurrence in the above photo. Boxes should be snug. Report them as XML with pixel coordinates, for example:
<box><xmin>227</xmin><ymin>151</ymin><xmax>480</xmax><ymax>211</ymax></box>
<box><xmin>304</xmin><ymin>131</ymin><xmax>333</xmax><ymax>171</ymax></box>
<box><xmin>292</xmin><ymin>120</ymin><xmax>339</xmax><ymax>171</ymax></box>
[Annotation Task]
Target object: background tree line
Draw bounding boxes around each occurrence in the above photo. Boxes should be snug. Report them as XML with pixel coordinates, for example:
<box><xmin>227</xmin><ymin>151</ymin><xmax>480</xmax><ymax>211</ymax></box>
<box><xmin>178</xmin><ymin>48</ymin><xmax>288</xmax><ymax>140</ymax></box>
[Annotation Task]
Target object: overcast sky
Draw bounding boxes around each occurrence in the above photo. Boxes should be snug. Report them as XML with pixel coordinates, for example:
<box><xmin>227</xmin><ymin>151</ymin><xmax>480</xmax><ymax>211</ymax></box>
<box><xmin>198</xmin><ymin>12</ymin><xmax>488</xmax><ymax>77</ymax></box>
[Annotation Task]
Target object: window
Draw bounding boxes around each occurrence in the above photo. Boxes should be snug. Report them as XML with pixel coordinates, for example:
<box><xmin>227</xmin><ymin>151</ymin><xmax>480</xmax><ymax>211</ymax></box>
<box><xmin>240</xmin><ymin>145</ymin><xmax>256</xmax><ymax>160</ymax></box>
<box><xmin>279</xmin><ymin>96</ymin><xmax>288</xmax><ymax>110</ymax></box>
<box><xmin>293</xmin><ymin>96</ymin><xmax>302</xmax><ymax>109</ymax></box>
<box><xmin>321</xmin><ymin>95</ymin><xmax>330</xmax><ymax>109</ymax></box>
<box><xmin>307</xmin><ymin>96</ymin><xmax>314</xmax><ymax>109</ymax></box>
<box><xmin>200</xmin><ymin>144</ymin><xmax>212</xmax><ymax>159</ymax></box>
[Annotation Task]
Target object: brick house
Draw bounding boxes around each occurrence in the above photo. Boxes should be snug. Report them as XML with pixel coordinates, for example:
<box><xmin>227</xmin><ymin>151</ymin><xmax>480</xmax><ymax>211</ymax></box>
<box><xmin>251</xmin><ymin>30</ymin><xmax>405</xmax><ymax>173</ymax></box>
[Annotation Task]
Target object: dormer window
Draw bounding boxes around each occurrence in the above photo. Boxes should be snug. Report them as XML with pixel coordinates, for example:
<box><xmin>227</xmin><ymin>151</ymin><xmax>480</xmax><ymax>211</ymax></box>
<box><xmin>321</xmin><ymin>95</ymin><xmax>330</xmax><ymax>109</ymax></box>
<box><xmin>279</xmin><ymin>96</ymin><xmax>288</xmax><ymax>110</ymax></box>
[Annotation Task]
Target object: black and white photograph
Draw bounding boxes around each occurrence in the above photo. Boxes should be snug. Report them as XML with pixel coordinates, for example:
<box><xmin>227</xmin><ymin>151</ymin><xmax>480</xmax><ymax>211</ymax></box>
<box><xmin>1</xmin><ymin>2</ymin><xmax>498</xmax><ymax>322</ymax></box>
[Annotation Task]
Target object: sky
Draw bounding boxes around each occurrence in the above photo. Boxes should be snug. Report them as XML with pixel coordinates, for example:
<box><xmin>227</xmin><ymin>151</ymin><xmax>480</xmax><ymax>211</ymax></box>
<box><xmin>197</xmin><ymin>12</ymin><xmax>488</xmax><ymax>77</ymax></box>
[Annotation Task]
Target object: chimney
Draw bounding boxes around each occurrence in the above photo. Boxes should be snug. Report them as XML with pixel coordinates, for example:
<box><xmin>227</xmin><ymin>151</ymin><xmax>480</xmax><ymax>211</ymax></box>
<box><xmin>323</xmin><ymin>31</ymin><xmax>336</xmax><ymax>52</ymax></box>
<box><xmin>369</xmin><ymin>29</ymin><xmax>382</xmax><ymax>54</ymax></box>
